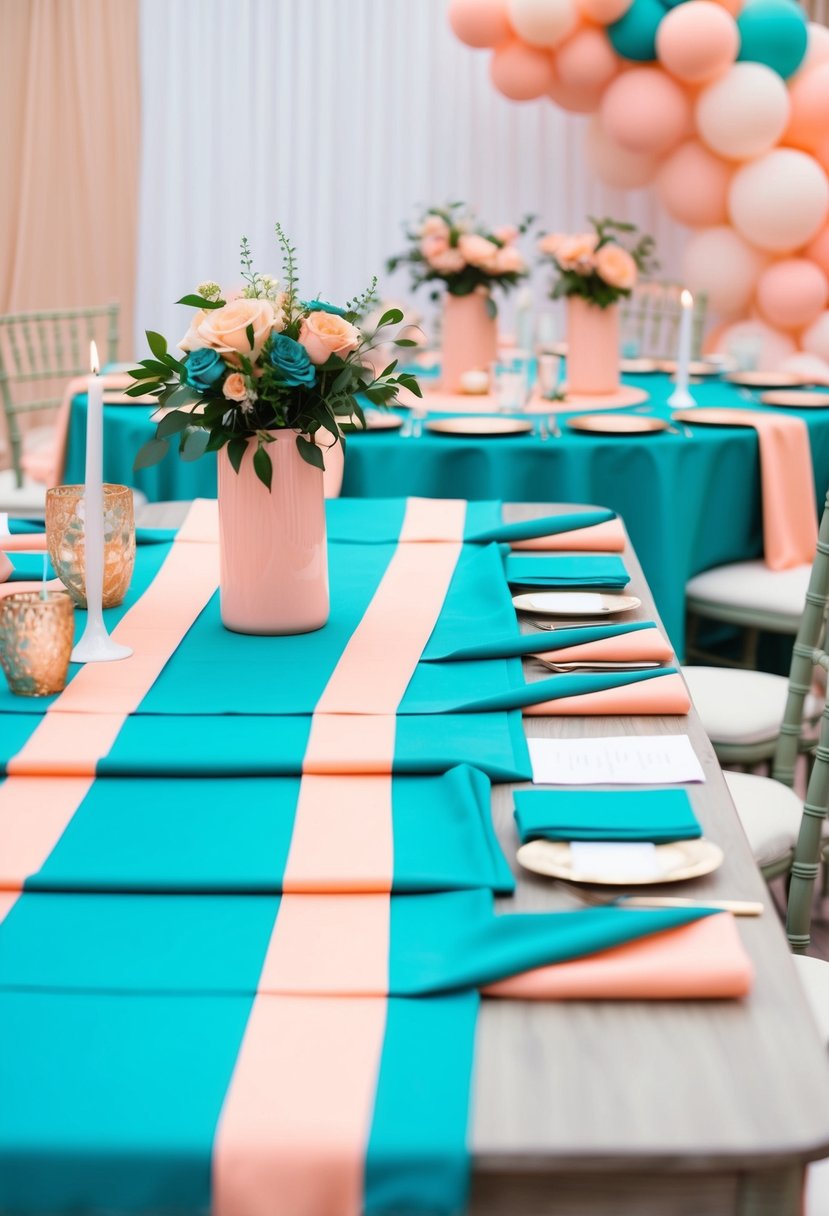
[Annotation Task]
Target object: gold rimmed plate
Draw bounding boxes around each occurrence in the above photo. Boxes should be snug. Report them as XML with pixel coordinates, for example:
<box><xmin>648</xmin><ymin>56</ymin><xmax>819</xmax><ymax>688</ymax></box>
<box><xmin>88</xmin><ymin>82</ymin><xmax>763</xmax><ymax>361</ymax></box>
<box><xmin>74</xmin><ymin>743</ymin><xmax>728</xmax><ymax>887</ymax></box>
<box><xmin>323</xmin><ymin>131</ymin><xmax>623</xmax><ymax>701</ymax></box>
<box><xmin>619</xmin><ymin>357</ymin><xmax>659</xmax><ymax>375</ymax></box>
<box><xmin>512</xmin><ymin>591</ymin><xmax>642</xmax><ymax>617</ymax></box>
<box><xmin>426</xmin><ymin>416</ymin><xmax>533</xmax><ymax>437</ymax></box>
<box><xmin>724</xmin><ymin>370</ymin><xmax>806</xmax><ymax>389</ymax></box>
<box><xmin>517</xmin><ymin>838</ymin><xmax>724</xmax><ymax>886</ymax></box>
<box><xmin>759</xmin><ymin>390</ymin><xmax>829</xmax><ymax>409</ymax></box>
<box><xmin>567</xmin><ymin>413</ymin><xmax>669</xmax><ymax>436</ymax></box>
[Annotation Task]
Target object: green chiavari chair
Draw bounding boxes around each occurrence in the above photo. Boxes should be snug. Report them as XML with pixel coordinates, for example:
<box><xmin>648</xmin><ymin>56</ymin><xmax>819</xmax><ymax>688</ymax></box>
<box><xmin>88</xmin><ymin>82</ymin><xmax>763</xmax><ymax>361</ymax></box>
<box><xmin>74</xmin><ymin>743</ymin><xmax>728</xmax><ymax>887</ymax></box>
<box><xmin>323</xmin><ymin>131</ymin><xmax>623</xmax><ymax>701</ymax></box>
<box><xmin>0</xmin><ymin>303</ymin><xmax>120</xmax><ymax>487</ymax></box>
<box><xmin>619</xmin><ymin>281</ymin><xmax>707</xmax><ymax>361</ymax></box>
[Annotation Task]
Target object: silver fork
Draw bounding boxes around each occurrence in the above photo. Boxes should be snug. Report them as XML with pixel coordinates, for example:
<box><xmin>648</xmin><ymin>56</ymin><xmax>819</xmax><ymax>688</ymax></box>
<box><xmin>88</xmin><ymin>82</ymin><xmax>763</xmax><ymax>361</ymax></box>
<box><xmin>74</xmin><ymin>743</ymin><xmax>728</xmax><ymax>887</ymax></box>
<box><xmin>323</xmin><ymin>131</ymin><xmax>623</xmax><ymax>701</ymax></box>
<box><xmin>537</xmin><ymin>659</ymin><xmax>663</xmax><ymax>672</ymax></box>
<box><xmin>537</xmin><ymin>418</ymin><xmax>549</xmax><ymax>442</ymax></box>
<box><xmin>561</xmin><ymin>885</ymin><xmax>763</xmax><ymax>916</ymax></box>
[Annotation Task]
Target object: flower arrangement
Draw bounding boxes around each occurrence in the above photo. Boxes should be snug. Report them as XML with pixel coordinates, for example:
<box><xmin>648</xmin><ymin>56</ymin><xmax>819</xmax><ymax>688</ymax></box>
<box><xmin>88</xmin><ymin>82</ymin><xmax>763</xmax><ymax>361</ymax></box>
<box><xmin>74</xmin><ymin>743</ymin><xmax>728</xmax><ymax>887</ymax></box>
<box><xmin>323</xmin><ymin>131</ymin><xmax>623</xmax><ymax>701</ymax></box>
<box><xmin>128</xmin><ymin>225</ymin><xmax>421</xmax><ymax>488</ymax></box>
<box><xmin>386</xmin><ymin>203</ymin><xmax>531</xmax><ymax>312</ymax></box>
<box><xmin>538</xmin><ymin>217</ymin><xmax>657</xmax><ymax>309</ymax></box>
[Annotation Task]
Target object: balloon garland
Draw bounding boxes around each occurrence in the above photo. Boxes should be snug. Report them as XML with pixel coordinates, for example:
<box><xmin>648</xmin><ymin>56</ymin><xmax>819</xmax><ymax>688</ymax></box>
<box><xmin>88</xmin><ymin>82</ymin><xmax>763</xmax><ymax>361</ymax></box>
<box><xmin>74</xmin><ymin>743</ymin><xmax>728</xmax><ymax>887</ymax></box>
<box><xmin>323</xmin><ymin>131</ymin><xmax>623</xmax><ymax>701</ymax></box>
<box><xmin>449</xmin><ymin>0</ymin><xmax>829</xmax><ymax>371</ymax></box>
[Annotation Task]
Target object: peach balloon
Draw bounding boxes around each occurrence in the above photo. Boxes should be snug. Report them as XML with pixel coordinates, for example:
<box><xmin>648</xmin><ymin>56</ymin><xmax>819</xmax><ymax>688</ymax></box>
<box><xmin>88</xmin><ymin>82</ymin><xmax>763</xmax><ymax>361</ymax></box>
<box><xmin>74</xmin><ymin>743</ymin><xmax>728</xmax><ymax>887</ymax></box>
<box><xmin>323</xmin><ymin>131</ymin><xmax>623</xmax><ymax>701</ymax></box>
<box><xmin>756</xmin><ymin>259</ymin><xmax>829</xmax><ymax>330</ymax></box>
<box><xmin>490</xmin><ymin>40</ymin><xmax>557</xmax><ymax>100</ymax></box>
<box><xmin>696</xmin><ymin>63</ymin><xmax>790</xmax><ymax>160</ymax></box>
<box><xmin>708</xmin><ymin>0</ymin><xmax>743</xmax><ymax>15</ymax></box>
<box><xmin>806</xmin><ymin>226</ymin><xmax>829</xmax><ymax>277</ymax></box>
<box><xmin>586</xmin><ymin>116</ymin><xmax>659</xmax><ymax>187</ymax></box>
<box><xmin>715</xmin><ymin>319</ymin><xmax>797</xmax><ymax>370</ymax></box>
<box><xmin>682</xmin><ymin>226</ymin><xmax>767</xmax><ymax>317</ymax></box>
<box><xmin>656</xmin><ymin>140</ymin><xmax>732</xmax><ymax>227</ymax></box>
<box><xmin>577</xmin><ymin>0</ymin><xmax>633</xmax><ymax>23</ymax></box>
<box><xmin>785</xmin><ymin>64</ymin><xmax>829</xmax><ymax>154</ymax></box>
<box><xmin>448</xmin><ymin>0</ymin><xmax>512</xmax><ymax>48</ymax></box>
<box><xmin>600</xmin><ymin>68</ymin><xmax>691</xmax><ymax>155</ymax></box>
<box><xmin>802</xmin><ymin>312</ymin><xmax>829</xmax><ymax>363</ymax></box>
<box><xmin>548</xmin><ymin>74</ymin><xmax>605</xmax><ymax>113</ymax></box>
<box><xmin>509</xmin><ymin>0</ymin><xmax>578</xmax><ymax>47</ymax></box>
<box><xmin>656</xmin><ymin>2</ymin><xmax>739</xmax><ymax>84</ymax></box>
<box><xmin>803</xmin><ymin>23</ymin><xmax>829</xmax><ymax>70</ymax></box>
<box><xmin>729</xmin><ymin>149</ymin><xmax>829</xmax><ymax>253</ymax></box>
<box><xmin>556</xmin><ymin>26</ymin><xmax>619</xmax><ymax>90</ymax></box>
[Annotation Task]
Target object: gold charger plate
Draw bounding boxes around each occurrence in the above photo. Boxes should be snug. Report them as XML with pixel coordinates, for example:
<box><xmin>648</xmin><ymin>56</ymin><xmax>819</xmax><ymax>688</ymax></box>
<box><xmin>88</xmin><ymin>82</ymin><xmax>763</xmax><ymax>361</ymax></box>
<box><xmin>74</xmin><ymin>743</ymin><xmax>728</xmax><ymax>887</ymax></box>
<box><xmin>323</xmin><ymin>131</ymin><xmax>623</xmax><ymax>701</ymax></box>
<box><xmin>516</xmin><ymin>838</ymin><xmax>724</xmax><ymax>886</ymax></box>
<box><xmin>426</xmin><ymin>416</ymin><xmax>533</xmax><ymax>437</ymax></box>
<box><xmin>724</xmin><ymin>370</ymin><xmax>806</xmax><ymax>389</ymax></box>
<box><xmin>567</xmin><ymin>413</ymin><xmax>669</xmax><ymax>436</ymax></box>
<box><xmin>657</xmin><ymin>359</ymin><xmax>722</xmax><ymax>377</ymax></box>
<box><xmin>512</xmin><ymin>591</ymin><xmax>642</xmax><ymax>617</ymax></box>
<box><xmin>759</xmin><ymin>390</ymin><xmax>829</xmax><ymax>409</ymax></box>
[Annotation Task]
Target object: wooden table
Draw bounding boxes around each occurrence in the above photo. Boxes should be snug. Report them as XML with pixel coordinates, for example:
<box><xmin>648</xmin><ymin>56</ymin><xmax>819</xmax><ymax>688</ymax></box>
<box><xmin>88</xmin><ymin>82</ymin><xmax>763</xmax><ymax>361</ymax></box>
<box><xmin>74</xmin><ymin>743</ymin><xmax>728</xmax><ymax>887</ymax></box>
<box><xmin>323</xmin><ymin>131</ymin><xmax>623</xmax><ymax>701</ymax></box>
<box><xmin>139</xmin><ymin>500</ymin><xmax>829</xmax><ymax>1216</ymax></box>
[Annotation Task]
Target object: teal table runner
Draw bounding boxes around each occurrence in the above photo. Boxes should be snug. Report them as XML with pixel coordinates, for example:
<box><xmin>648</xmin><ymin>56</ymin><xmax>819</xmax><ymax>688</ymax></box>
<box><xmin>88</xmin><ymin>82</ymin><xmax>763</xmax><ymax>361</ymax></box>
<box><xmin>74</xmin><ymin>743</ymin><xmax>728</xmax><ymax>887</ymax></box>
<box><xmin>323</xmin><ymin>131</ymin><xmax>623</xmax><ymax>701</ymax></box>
<box><xmin>8</xmin><ymin>767</ymin><xmax>514</xmax><ymax>895</ymax></box>
<box><xmin>514</xmin><ymin>789</ymin><xmax>702</xmax><ymax>843</ymax></box>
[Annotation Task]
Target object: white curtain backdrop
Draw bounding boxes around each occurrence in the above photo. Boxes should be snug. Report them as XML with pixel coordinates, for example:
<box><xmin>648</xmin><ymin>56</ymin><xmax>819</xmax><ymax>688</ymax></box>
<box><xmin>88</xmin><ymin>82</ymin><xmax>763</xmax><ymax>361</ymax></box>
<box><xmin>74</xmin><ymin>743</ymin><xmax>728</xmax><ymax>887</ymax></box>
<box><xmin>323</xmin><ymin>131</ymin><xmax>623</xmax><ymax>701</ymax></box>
<box><xmin>135</xmin><ymin>0</ymin><xmax>686</xmax><ymax>356</ymax></box>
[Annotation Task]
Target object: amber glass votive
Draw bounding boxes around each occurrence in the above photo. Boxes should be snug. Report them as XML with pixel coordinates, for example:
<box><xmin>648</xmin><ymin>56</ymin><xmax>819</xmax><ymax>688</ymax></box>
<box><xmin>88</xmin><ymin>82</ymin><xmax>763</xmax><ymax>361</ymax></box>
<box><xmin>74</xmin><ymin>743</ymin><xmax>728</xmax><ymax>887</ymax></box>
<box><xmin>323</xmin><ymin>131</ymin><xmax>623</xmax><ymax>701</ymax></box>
<box><xmin>0</xmin><ymin>590</ymin><xmax>75</xmax><ymax>696</ymax></box>
<box><xmin>46</xmin><ymin>484</ymin><xmax>136</xmax><ymax>608</ymax></box>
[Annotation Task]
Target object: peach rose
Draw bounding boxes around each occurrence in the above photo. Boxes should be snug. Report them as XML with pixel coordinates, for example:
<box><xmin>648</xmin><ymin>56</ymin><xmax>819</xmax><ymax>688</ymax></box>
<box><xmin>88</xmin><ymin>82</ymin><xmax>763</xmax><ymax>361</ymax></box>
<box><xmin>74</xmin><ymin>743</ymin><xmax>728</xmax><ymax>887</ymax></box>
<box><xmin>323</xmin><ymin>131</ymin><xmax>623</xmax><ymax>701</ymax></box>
<box><xmin>458</xmin><ymin>233</ymin><xmax>499</xmax><ymax>269</ymax></box>
<box><xmin>595</xmin><ymin>243</ymin><xmax>637</xmax><ymax>291</ymax></box>
<box><xmin>178</xmin><ymin>309</ymin><xmax>208</xmax><ymax>352</ymax></box>
<box><xmin>493</xmin><ymin>225</ymin><xmax>519</xmax><ymax>244</ymax></box>
<box><xmin>555</xmin><ymin>234</ymin><xmax>599</xmax><ymax>273</ymax></box>
<box><xmin>427</xmin><ymin>247</ymin><xmax>467</xmax><ymax>274</ymax></box>
<box><xmin>196</xmin><ymin>298</ymin><xmax>277</xmax><ymax>362</ymax></box>
<box><xmin>421</xmin><ymin>234</ymin><xmax>450</xmax><ymax>261</ymax></box>
<box><xmin>493</xmin><ymin>245</ymin><xmax>526</xmax><ymax>275</ymax></box>
<box><xmin>223</xmin><ymin>372</ymin><xmax>251</xmax><ymax>402</ymax></box>
<box><xmin>421</xmin><ymin>214</ymin><xmax>450</xmax><ymax>239</ymax></box>
<box><xmin>299</xmin><ymin>310</ymin><xmax>361</xmax><ymax>365</ymax></box>
<box><xmin>538</xmin><ymin>233</ymin><xmax>566</xmax><ymax>257</ymax></box>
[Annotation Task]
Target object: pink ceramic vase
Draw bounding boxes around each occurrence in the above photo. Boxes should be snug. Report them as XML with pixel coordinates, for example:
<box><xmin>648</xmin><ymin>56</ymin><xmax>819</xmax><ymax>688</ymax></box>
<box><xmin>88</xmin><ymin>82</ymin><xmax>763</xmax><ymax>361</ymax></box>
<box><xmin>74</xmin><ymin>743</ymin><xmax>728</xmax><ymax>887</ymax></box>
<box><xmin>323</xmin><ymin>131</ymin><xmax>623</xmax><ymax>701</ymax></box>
<box><xmin>440</xmin><ymin>290</ymin><xmax>498</xmax><ymax>392</ymax></box>
<box><xmin>566</xmin><ymin>296</ymin><xmax>620</xmax><ymax>395</ymax></box>
<box><xmin>217</xmin><ymin>430</ymin><xmax>329</xmax><ymax>635</ymax></box>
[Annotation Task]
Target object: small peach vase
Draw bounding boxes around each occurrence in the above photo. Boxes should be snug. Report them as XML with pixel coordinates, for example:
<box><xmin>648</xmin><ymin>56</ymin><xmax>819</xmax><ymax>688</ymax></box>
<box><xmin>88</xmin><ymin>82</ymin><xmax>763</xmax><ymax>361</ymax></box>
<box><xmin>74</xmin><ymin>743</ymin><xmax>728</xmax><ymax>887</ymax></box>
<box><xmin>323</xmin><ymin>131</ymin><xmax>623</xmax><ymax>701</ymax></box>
<box><xmin>566</xmin><ymin>297</ymin><xmax>620</xmax><ymax>395</ymax></box>
<box><xmin>440</xmin><ymin>291</ymin><xmax>498</xmax><ymax>392</ymax></box>
<box><xmin>217</xmin><ymin>429</ymin><xmax>329</xmax><ymax>635</ymax></box>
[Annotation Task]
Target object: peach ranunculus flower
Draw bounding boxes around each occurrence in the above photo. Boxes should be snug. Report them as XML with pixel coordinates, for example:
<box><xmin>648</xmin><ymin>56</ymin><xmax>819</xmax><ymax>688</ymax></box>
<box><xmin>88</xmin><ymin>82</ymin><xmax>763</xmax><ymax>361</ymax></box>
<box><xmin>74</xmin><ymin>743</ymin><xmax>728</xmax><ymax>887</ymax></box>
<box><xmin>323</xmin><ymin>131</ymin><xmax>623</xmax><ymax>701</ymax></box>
<box><xmin>595</xmin><ymin>243</ymin><xmax>637</xmax><ymax>291</ymax></box>
<box><xmin>223</xmin><ymin>372</ymin><xmax>249</xmax><ymax>402</ymax></box>
<box><xmin>195</xmin><ymin>298</ymin><xmax>277</xmax><ymax>362</ymax></box>
<box><xmin>299</xmin><ymin>310</ymin><xmax>362</xmax><ymax>365</ymax></box>
<box><xmin>427</xmin><ymin>247</ymin><xmax>467</xmax><ymax>275</ymax></box>
<box><xmin>492</xmin><ymin>245</ymin><xmax>526</xmax><ymax>275</ymax></box>
<box><xmin>458</xmin><ymin>233</ymin><xmax>499</xmax><ymax>269</ymax></box>
<box><xmin>554</xmin><ymin>233</ymin><xmax>599</xmax><ymax>274</ymax></box>
<box><xmin>421</xmin><ymin>214</ymin><xmax>450</xmax><ymax>239</ymax></box>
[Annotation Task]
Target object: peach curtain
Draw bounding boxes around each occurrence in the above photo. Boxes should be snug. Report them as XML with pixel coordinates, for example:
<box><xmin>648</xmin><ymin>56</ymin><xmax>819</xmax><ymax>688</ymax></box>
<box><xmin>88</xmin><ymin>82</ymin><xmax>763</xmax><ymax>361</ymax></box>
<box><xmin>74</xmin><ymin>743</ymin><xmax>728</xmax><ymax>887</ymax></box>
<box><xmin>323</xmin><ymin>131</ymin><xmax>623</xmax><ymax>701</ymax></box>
<box><xmin>0</xmin><ymin>0</ymin><xmax>140</xmax><ymax>358</ymax></box>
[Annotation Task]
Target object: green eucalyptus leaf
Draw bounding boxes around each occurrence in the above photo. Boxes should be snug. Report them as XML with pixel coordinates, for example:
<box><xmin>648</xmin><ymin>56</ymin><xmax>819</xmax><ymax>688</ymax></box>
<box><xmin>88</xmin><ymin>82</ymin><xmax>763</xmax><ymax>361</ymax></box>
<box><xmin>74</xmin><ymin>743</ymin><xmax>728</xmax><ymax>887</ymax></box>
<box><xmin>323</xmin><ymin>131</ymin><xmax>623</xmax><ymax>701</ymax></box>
<box><xmin>176</xmin><ymin>294</ymin><xmax>226</xmax><ymax>310</ymax></box>
<box><xmin>124</xmin><ymin>381</ymin><xmax>161</xmax><ymax>397</ymax></box>
<box><xmin>394</xmin><ymin>338</ymin><xmax>418</xmax><ymax>348</ymax></box>
<box><xmin>127</xmin><ymin>366</ymin><xmax>161</xmax><ymax>380</ymax></box>
<box><xmin>228</xmin><ymin>437</ymin><xmax>247</xmax><ymax>474</ymax></box>
<box><xmin>146</xmin><ymin>331</ymin><xmax>168</xmax><ymax>360</ymax></box>
<box><xmin>246</xmin><ymin>322</ymin><xmax>255</xmax><ymax>350</ymax></box>
<box><xmin>180</xmin><ymin>428</ymin><xmax>210</xmax><ymax>462</ymax></box>
<box><xmin>133</xmin><ymin>437</ymin><xmax>169</xmax><ymax>471</ymax></box>
<box><xmin>156</xmin><ymin>410</ymin><xmax>194</xmax><ymax>439</ymax></box>
<box><xmin>378</xmin><ymin>308</ymin><xmax>404</xmax><ymax>327</ymax></box>
<box><xmin>296</xmin><ymin>434</ymin><xmax>325</xmax><ymax>471</ymax></box>
<box><xmin>253</xmin><ymin>443</ymin><xmax>273</xmax><ymax>489</ymax></box>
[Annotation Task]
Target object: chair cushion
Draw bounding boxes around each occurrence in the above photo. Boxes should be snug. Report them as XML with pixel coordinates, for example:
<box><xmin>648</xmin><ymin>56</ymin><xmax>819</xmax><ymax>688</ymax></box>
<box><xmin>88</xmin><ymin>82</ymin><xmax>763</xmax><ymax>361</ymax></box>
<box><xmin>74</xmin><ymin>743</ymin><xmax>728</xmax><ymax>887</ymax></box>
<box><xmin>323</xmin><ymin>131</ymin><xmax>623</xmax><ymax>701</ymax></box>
<box><xmin>686</xmin><ymin>560</ymin><xmax>810</xmax><ymax>628</ymax></box>
<box><xmin>683</xmin><ymin>665</ymin><xmax>821</xmax><ymax>747</ymax></box>
<box><xmin>793</xmin><ymin>954</ymin><xmax>829</xmax><ymax>1047</ymax></box>
<box><xmin>723</xmin><ymin>770</ymin><xmax>802</xmax><ymax>869</ymax></box>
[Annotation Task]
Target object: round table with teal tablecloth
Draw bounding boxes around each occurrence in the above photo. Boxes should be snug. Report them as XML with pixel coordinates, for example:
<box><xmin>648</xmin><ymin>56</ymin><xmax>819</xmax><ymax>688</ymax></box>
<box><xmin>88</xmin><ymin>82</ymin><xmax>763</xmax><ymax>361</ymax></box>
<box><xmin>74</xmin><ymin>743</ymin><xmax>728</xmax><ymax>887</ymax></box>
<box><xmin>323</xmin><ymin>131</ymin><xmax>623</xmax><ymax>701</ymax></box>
<box><xmin>64</xmin><ymin>373</ymin><xmax>829</xmax><ymax>655</ymax></box>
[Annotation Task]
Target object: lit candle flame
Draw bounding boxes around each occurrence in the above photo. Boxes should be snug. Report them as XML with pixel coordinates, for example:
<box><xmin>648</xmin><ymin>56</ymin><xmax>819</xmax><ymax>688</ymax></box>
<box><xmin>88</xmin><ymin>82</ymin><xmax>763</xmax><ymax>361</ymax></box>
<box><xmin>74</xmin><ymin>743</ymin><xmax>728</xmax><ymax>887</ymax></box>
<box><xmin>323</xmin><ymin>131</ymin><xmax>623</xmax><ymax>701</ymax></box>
<box><xmin>681</xmin><ymin>289</ymin><xmax>693</xmax><ymax>309</ymax></box>
<box><xmin>89</xmin><ymin>340</ymin><xmax>100</xmax><ymax>375</ymax></box>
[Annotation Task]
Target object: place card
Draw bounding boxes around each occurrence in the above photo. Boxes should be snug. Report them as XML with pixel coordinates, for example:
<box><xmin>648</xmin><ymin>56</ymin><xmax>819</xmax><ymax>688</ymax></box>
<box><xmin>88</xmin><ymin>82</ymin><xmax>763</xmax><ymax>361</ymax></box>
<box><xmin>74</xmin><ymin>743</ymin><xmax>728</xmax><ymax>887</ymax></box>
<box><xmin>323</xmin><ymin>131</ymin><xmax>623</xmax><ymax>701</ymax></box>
<box><xmin>528</xmin><ymin>735</ymin><xmax>705</xmax><ymax>786</ymax></box>
<box><xmin>569</xmin><ymin>841</ymin><xmax>662</xmax><ymax>881</ymax></box>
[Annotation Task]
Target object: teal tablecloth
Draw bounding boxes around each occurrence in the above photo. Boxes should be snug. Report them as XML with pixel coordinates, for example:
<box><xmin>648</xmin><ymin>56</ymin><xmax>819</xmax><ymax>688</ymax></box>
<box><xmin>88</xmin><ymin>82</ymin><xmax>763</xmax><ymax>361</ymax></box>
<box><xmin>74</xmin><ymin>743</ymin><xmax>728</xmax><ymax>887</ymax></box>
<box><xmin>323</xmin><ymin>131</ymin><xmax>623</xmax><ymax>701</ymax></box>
<box><xmin>66</xmin><ymin>373</ymin><xmax>829</xmax><ymax>654</ymax></box>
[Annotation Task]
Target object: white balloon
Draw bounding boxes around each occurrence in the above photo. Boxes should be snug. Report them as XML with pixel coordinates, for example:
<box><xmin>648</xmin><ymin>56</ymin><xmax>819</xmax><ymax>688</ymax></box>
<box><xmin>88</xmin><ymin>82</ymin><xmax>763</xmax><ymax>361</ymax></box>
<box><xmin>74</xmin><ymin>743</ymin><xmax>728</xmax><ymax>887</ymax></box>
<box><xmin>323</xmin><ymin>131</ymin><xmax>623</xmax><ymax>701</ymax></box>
<box><xmin>729</xmin><ymin>149</ymin><xmax>829</xmax><ymax>253</ymax></box>
<box><xmin>508</xmin><ymin>0</ymin><xmax>578</xmax><ymax>47</ymax></box>
<box><xmin>681</xmin><ymin>226</ymin><xmax>767</xmax><ymax>318</ymax></box>
<box><xmin>696</xmin><ymin>62</ymin><xmax>790</xmax><ymax>161</ymax></box>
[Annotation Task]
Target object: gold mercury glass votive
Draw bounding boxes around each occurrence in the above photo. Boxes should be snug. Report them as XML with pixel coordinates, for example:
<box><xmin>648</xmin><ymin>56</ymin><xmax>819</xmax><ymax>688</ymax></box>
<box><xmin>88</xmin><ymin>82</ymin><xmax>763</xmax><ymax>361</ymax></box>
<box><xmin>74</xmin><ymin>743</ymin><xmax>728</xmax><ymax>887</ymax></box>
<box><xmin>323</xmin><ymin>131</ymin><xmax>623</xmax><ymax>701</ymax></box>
<box><xmin>0</xmin><ymin>590</ymin><xmax>75</xmax><ymax>696</ymax></box>
<box><xmin>46</xmin><ymin>483</ymin><xmax>136</xmax><ymax>608</ymax></box>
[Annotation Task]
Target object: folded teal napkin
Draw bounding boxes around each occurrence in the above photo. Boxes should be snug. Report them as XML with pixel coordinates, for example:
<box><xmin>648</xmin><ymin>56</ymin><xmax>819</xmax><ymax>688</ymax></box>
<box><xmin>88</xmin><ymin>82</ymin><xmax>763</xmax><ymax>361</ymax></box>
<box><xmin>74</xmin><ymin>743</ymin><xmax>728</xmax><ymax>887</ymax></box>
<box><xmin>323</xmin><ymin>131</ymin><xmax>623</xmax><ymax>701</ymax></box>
<box><xmin>506</xmin><ymin>554</ymin><xmax>630</xmax><ymax>590</ymax></box>
<box><xmin>425</xmin><ymin>620</ymin><xmax>655</xmax><ymax>662</ymax></box>
<box><xmin>416</xmin><ymin>666</ymin><xmax>678</xmax><ymax>714</ymax></box>
<box><xmin>514</xmin><ymin>789</ymin><xmax>702</xmax><ymax>844</ymax></box>
<box><xmin>4</xmin><ymin>519</ymin><xmax>174</xmax><ymax>545</ymax></box>
<box><xmin>6</xmin><ymin>554</ymin><xmax>55</xmax><ymax>581</ymax></box>
<box><xmin>469</xmin><ymin>508</ymin><xmax>616</xmax><ymax>545</ymax></box>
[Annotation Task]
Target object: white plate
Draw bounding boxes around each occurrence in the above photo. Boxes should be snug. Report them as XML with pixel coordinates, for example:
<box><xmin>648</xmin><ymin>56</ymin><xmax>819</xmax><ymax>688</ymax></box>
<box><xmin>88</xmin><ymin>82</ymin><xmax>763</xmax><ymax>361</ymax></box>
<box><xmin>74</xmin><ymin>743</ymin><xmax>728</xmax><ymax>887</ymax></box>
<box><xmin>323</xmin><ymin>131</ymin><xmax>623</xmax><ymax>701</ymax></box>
<box><xmin>512</xmin><ymin>591</ymin><xmax>642</xmax><ymax>617</ymax></box>
<box><xmin>517</xmin><ymin>838</ymin><xmax>724</xmax><ymax>886</ymax></box>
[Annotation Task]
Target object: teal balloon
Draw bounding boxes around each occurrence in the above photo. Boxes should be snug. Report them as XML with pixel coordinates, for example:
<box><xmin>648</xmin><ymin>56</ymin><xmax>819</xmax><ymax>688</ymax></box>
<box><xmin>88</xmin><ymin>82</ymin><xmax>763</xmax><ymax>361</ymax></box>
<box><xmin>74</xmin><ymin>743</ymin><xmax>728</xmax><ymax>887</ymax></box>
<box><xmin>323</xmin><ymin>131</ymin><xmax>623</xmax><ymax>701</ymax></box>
<box><xmin>607</xmin><ymin>0</ymin><xmax>664</xmax><ymax>60</ymax></box>
<box><xmin>737</xmin><ymin>0</ymin><xmax>808</xmax><ymax>79</ymax></box>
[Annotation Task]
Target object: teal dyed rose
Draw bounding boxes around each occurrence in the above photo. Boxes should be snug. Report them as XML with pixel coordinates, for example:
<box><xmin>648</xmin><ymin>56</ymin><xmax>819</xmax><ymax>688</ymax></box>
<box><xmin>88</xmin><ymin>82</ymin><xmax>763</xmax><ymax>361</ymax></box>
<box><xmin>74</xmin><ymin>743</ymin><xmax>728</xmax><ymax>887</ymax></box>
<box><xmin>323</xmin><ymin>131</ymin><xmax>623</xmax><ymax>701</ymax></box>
<box><xmin>301</xmin><ymin>298</ymin><xmax>348</xmax><ymax>317</ymax></box>
<box><xmin>184</xmin><ymin>348</ymin><xmax>225</xmax><ymax>392</ymax></box>
<box><xmin>268</xmin><ymin>334</ymin><xmax>316</xmax><ymax>387</ymax></box>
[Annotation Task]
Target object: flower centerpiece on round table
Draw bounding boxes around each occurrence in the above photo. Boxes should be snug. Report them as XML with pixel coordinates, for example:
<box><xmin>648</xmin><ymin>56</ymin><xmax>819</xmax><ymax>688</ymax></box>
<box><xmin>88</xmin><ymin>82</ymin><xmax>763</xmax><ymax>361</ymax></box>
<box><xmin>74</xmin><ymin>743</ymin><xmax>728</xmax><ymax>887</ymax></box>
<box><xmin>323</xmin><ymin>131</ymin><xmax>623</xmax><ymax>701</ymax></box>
<box><xmin>387</xmin><ymin>203</ymin><xmax>531</xmax><ymax>392</ymax></box>
<box><xmin>128</xmin><ymin>225</ymin><xmax>420</xmax><ymax>635</ymax></box>
<box><xmin>539</xmin><ymin>217</ymin><xmax>656</xmax><ymax>397</ymax></box>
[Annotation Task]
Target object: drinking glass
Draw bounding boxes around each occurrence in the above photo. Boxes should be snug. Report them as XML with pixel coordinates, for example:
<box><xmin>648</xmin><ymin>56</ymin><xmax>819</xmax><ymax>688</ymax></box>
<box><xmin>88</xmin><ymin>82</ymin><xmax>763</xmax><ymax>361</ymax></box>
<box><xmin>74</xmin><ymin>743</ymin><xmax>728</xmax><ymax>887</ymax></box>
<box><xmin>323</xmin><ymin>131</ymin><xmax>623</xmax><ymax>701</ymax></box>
<box><xmin>46</xmin><ymin>484</ymin><xmax>136</xmax><ymax>609</ymax></box>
